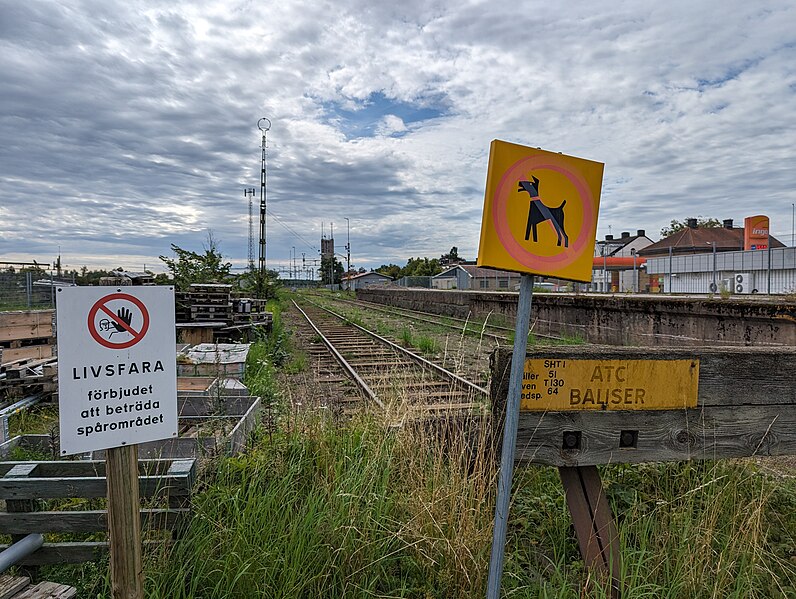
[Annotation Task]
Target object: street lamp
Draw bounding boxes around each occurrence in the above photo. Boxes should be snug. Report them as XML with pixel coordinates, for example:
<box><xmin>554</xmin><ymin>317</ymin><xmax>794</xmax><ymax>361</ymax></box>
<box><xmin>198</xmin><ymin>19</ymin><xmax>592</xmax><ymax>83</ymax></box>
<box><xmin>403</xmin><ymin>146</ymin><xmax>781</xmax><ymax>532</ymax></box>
<box><xmin>344</xmin><ymin>217</ymin><xmax>351</xmax><ymax>275</ymax></box>
<box><xmin>601</xmin><ymin>242</ymin><xmax>607</xmax><ymax>293</ymax></box>
<box><xmin>707</xmin><ymin>241</ymin><xmax>717</xmax><ymax>293</ymax></box>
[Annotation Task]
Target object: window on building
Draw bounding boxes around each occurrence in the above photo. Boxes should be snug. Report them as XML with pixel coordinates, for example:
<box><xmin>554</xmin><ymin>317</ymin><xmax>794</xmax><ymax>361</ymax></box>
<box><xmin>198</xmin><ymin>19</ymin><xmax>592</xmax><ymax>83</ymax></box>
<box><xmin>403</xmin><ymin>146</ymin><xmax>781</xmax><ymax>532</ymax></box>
<box><xmin>498</xmin><ymin>279</ymin><xmax>508</xmax><ymax>288</ymax></box>
<box><xmin>479</xmin><ymin>279</ymin><xmax>488</xmax><ymax>289</ymax></box>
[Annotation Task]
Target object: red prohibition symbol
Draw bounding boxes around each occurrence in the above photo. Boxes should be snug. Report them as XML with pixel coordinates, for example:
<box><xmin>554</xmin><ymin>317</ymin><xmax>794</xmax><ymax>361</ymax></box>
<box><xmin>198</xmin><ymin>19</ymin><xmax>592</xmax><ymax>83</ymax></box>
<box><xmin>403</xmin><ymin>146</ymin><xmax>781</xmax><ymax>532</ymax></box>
<box><xmin>87</xmin><ymin>293</ymin><xmax>150</xmax><ymax>350</ymax></box>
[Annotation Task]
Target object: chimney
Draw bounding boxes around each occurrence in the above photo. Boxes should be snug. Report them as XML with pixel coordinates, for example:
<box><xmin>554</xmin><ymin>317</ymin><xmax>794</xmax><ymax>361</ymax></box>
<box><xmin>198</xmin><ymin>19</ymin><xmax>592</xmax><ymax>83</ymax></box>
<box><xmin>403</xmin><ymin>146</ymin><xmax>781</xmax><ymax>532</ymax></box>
<box><xmin>605</xmin><ymin>234</ymin><xmax>614</xmax><ymax>240</ymax></box>
<box><xmin>636</xmin><ymin>229</ymin><xmax>646</xmax><ymax>237</ymax></box>
<box><xmin>723</xmin><ymin>219</ymin><xmax>733</xmax><ymax>229</ymax></box>
<box><xmin>686</xmin><ymin>218</ymin><xmax>698</xmax><ymax>228</ymax></box>
<box><xmin>621</xmin><ymin>231</ymin><xmax>630</xmax><ymax>238</ymax></box>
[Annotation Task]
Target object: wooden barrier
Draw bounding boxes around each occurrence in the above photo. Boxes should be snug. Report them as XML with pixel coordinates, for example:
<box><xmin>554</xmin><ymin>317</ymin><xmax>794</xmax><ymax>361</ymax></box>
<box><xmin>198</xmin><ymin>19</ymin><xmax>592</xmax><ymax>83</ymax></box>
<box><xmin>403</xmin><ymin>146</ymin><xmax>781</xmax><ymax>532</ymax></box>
<box><xmin>490</xmin><ymin>345</ymin><xmax>796</xmax><ymax>597</ymax></box>
<box><xmin>0</xmin><ymin>458</ymin><xmax>196</xmax><ymax>565</ymax></box>
<box><xmin>491</xmin><ymin>346</ymin><xmax>796</xmax><ymax>466</ymax></box>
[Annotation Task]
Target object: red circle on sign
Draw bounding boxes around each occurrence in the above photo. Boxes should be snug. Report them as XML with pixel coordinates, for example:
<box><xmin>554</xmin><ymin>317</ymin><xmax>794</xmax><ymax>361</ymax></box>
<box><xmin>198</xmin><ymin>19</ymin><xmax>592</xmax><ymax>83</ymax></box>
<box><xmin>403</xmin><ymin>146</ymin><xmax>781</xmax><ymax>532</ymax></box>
<box><xmin>492</xmin><ymin>156</ymin><xmax>595</xmax><ymax>269</ymax></box>
<box><xmin>87</xmin><ymin>293</ymin><xmax>150</xmax><ymax>350</ymax></box>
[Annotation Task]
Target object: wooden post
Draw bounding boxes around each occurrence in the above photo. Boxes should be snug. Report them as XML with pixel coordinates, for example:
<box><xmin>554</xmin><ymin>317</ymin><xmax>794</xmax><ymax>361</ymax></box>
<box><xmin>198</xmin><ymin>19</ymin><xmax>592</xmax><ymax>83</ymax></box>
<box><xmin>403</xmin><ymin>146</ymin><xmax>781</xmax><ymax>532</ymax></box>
<box><xmin>560</xmin><ymin>466</ymin><xmax>621</xmax><ymax>598</ymax></box>
<box><xmin>106</xmin><ymin>443</ymin><xmax>143</xmax><ymax>599</ymax></box>
<box><xmin>6</xmin><ymin>464</ymin><xmax>39</xmax><ymax>582</ymax></box>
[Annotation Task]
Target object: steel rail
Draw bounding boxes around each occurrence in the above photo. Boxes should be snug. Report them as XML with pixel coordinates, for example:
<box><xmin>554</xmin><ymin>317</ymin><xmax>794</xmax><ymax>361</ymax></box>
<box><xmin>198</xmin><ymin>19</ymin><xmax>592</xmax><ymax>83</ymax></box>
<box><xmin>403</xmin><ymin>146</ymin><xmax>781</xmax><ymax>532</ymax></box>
<box><xmin>328</xmin><ymin>297</ymin><xmax>511</xmax><ymax>343</ymax></box>
<box><xmin>302</xmin><ymin>299</ymin><xmax>489</xmax><ymax>399</ymax></box>
<box><xmin>310</xmin><ymin>292</ymin><xmax>565</xmax><ymax>342</ymax></box>
<box><xmin>292</xmin><ymin>300</ymin><xmax>385</xmax><ymax>410</ymax></box>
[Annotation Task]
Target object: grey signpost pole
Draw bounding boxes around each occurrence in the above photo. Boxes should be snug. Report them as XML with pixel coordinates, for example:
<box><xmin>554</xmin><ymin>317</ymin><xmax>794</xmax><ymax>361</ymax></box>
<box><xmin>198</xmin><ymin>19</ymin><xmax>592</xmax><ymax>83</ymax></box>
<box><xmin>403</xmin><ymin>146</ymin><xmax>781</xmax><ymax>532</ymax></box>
<box><xmin>767</xmin><ymin>235</ymin><xmax>772</xmax><ymax>295</ymax></box>
<box><xmin>486</xmin><ymin>273</ymin><xmax>535</xmax><ymax>599</ymax></box>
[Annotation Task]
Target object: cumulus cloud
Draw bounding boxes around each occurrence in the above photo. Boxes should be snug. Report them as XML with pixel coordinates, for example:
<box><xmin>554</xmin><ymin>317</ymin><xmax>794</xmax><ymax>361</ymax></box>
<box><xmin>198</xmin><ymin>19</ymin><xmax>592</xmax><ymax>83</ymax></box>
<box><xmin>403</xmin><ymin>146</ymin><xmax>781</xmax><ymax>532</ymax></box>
<box><xmin>0</xmin><ymin>0</ymin><xmax>794</xmax><ymax>275</ymax></box>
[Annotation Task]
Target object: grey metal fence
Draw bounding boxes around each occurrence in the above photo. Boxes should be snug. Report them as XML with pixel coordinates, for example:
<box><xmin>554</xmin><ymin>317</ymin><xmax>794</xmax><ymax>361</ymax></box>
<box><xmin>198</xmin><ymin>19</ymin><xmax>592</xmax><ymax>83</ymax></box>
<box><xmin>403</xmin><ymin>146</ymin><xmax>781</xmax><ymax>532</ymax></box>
<box><xmin>0</xmin><ymin>272</ymin><xmax>75</xmax><ymax>310</ymax></box>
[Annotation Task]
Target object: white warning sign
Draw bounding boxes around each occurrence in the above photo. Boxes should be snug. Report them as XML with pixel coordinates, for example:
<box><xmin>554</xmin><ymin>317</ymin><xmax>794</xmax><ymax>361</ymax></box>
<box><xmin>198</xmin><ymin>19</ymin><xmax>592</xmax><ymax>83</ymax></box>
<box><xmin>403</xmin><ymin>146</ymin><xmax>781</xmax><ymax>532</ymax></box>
<box><xmin>56</xmin><ymin>286</ymin><xmax>177</xmax><ymax>455</ymax></box>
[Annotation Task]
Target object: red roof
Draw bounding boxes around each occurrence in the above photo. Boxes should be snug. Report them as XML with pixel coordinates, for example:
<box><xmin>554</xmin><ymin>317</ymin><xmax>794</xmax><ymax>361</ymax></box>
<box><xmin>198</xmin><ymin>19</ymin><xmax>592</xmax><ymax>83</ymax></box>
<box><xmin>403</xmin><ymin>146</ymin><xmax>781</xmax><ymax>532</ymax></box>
<box><xmin>639</xmin><ymin>227</ymin><xmax>784</xmax><ymax>257</ymax></box>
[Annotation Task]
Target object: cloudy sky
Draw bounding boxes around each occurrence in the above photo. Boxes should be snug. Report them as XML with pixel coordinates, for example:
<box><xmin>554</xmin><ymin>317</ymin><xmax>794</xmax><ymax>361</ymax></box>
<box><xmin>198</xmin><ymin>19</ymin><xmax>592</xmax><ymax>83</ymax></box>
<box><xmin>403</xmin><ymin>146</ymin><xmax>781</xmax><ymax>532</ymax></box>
<box><xmin>1</xmin><ymin>0</ymin><xmax>794</xmax><ymax>276</ymax></box>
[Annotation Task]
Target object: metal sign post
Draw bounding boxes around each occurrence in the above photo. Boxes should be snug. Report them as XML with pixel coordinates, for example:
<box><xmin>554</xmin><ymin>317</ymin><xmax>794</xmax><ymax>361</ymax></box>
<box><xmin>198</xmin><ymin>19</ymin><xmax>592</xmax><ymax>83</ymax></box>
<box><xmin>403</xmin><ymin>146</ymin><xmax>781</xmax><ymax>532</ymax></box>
<box><xmin>477</xmin><ymin>140</ymin><xmax>604</xmax><ymax>597</ymax></box>
<box><xmin>486</xmin><ymin>273</ymin><xmax>534</xmax><ymax>599</ymax></box>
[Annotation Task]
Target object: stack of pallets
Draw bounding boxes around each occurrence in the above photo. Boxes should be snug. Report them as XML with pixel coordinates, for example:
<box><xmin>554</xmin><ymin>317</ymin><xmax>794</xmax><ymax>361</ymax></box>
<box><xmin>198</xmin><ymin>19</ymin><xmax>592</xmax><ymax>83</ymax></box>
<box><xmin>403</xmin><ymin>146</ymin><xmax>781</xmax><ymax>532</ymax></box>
<box><xmin>231</xmin><ymin>297</ymin><xmax>270</xmax><ymax>324</ymax></box>
<box><xmin>175</xmin><ymin>284</ymin><xmax>233</xmax><ymax>323</ymax></box>
<box><xmin>0</xmin><ymin>311</ymin><xmax>54</xmax><ymax>365</ymax></box>
<box><xmin>0</xmin><ymin>357</ymin><xmax>57</xmax><ymax>400</ymax></box>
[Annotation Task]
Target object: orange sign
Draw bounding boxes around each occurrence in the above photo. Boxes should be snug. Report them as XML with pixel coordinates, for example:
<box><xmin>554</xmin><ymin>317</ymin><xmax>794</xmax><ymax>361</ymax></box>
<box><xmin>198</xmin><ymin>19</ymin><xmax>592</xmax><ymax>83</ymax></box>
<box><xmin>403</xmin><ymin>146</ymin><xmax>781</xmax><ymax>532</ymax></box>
<box><xmin>744</xmin><ymin>215</ymin><xmax>769</xmax><ymax>250</ymax></box>
<box><xmin>477</xmin><ymin>140</ymin><xmax>604</xmax><ymax>283</ymax></box>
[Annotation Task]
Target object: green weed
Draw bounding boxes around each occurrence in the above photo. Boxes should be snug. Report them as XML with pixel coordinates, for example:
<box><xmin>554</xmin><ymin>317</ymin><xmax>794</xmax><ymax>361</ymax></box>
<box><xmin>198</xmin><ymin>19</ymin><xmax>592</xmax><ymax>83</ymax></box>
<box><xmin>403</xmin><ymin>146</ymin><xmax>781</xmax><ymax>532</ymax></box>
<box><xmin>416</xmin><ymin>335</ymin><xmax>439</xmax><ymax>355</ymax></box>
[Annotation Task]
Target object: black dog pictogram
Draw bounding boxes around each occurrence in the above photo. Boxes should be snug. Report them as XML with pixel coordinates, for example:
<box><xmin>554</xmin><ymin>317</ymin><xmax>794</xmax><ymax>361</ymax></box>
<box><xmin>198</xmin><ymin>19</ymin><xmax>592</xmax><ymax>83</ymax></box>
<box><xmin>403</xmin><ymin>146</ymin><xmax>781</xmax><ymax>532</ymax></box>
<box><xmin>517</xmin><ymin>176</ymin><xmax>569</xmax><ymax>247</ymax></box>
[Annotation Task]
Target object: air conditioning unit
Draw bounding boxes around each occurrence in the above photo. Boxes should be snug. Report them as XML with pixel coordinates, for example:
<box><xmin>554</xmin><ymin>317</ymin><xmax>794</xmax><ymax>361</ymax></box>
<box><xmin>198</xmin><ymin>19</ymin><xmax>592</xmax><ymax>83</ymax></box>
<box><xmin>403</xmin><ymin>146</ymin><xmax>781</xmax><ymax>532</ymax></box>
<box><xmin>734</xmin><ymin>273</ymin><xmax>752</xmax><ymax>294</ymax></box>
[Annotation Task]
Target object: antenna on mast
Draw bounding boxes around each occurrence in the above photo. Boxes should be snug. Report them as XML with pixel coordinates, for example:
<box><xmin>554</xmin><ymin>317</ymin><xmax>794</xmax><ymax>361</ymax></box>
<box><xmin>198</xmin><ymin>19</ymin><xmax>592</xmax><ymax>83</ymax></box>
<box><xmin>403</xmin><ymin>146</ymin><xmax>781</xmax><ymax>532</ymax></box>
<box><xmin>257</xmin><ymin>117</ymin><xmax>271</xmax><ymax>277</ymax></box>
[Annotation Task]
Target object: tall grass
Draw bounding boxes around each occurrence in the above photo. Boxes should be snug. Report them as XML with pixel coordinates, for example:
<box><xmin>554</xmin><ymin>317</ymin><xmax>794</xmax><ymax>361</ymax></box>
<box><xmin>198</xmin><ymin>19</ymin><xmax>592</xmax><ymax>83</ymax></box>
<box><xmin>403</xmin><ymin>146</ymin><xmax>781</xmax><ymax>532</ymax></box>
<box><xmin>143</xmin><ymin>414</ymin><xmax>497</xmax><ymax>598</ymax></box>
<box><xmin>136</xmin><ymin>406</ymin><xmax>796</xmax><ymax>598</ymax></box>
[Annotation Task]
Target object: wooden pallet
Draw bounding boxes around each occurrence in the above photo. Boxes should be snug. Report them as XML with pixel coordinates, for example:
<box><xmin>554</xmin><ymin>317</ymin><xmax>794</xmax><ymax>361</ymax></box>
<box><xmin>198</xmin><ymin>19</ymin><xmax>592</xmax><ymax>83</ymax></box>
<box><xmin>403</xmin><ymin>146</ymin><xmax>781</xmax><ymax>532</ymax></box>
<box><xmin>0</xmin><ymin>358</ymin><xmax>57</xmax><ymax>399</ymax></box>
<box><xmin>0</xmin><ymin>575</ymin><xmax>75</xmax><ymax>598</ymax></box>
<box><xmin>0</xmin><ymin>312</ymin><xmax>54</xmax><ymax>366</ymax></box>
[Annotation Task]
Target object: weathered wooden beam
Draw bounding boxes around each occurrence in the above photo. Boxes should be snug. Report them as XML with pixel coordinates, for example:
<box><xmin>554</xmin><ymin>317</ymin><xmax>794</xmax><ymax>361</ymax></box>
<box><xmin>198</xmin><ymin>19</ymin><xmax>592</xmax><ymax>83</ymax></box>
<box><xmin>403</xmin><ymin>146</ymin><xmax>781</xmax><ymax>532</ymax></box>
<box><xmin>0</xmin><ymin>458</ymin><xmax>191</xmax><ymax>478</ymax></box>
<box><xmin>0</xmin><ymin>324</ymin><xmax>53</xmax><ymax>343</ymax></box>
<box><xmin>0</xmin><ymin>542</ymin><xmax>107</xmax><ymax>566</ymax></box>
<box><xmin>0</xmin><ymin>574</ymin><xmax>29</xmax><ymax>599</ymax></box>
<box><xmin>0</xmin><ymin>346</ymin><xmax>53</xmax><ymax>365</ymax></box>
<box><xmin>0</xmin><ymin>459</ymin><xmax>196</xmax><ymax>500</ymax></box>
<box><xmin>559</xmin><ymin>466</ymin><xmax>620</xmax><ymax>597</ymax></box>
<box><xmin>491</xmin><ymin>346</ymin><xmax>796</xmax><ymax>466</ymax></box>
<box><xmin>14</xmin><ymin>580</ymin><xmax>76</xmax><ymax>598</ymax></box>
<box><xmin>0</xmin><ymin>508</ymin><xmax>190</xmax><ymax>534</ymax></box>
<box><xmin>0</xmin><ymin>311</ymin><xmax>53</xmax><ymax>331</ymax></box>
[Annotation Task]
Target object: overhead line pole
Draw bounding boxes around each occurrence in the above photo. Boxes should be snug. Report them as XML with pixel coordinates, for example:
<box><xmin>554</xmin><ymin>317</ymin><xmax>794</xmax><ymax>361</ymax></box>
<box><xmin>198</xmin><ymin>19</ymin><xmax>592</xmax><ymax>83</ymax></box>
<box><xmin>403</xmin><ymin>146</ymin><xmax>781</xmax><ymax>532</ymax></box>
<box><xmin>257</xmin><ymin>118</ymin><xmax>271</xmax><ymax>280</ymax></box>
<box><xmin>345</xmin><ymin>217</ymin><xmax>351</xmax><ymax>274</ymax></box>
<box><xmin>244</xmin><ymin>188</ymin><xmax>256</xmax><ymax>271</ymax></box>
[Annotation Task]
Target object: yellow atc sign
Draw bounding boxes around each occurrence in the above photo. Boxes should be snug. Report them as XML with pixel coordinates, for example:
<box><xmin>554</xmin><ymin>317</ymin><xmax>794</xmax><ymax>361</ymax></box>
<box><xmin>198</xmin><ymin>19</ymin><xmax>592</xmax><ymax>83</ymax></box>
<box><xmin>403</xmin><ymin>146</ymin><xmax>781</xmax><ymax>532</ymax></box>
<box><xmin>477</xmin><ymin>140</ymin><xmax>604</xmax><ymax>283</ymax></box>
<box><xmin>521</xmin><ymin>358</ymin><xmax>699</xmax><ymax>411</ymax></box>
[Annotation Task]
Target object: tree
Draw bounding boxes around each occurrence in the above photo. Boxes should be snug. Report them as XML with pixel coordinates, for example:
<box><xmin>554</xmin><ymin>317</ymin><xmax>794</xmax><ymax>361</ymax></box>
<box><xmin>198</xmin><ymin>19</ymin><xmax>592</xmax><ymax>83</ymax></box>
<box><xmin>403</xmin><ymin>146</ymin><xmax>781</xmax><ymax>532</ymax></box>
<box><xmin>238</xmin><ymin>268</ymin><xmax>279</xmax><ymax>299</ymax></box>
<box><xmin>153</xmin><ymin>273</ymin><xmax>171</xmax><ymax>285</ymax></box>
<box><xmin>320</xmin><ymin>255</ymin><xmax>344</xmax><ymax>285</ymax></box>
<box><xmin>376</xmin><ymin>264</ymin><xmax>402</xmax><ymax>279</ymax></box>
<box><xmin>159</xmin><ymin>233</ymin><xmax>232</xmax><ymax>291</ymax></box>
<box><xmin>661</xmin><ymin>217</ymin><xmax>722</xmax><ymax>237</ymax></box>
<box><xmin>440</xmin><ymin>246</ymin><xmax>463</xmax><ymax>266</ymax></box>
<box><xmin>400</xmin><ymin>257</ymin><xmax>442</xmax><ymax>277</ymax></box>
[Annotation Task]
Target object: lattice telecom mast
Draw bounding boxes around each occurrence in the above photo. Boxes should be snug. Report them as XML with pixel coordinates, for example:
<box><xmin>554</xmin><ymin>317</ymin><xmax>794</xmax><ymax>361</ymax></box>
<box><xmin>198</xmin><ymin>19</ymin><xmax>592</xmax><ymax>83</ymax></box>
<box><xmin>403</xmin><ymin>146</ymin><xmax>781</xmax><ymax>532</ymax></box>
<box><xmin>244</xmin><ymin>187</ymin><xmax>256</xmax><ymax>271</ymax></box>
<box><xmin>257</xmin><ymin>117</ymin><xmax>271</xmax><ymax>276</ymax></box>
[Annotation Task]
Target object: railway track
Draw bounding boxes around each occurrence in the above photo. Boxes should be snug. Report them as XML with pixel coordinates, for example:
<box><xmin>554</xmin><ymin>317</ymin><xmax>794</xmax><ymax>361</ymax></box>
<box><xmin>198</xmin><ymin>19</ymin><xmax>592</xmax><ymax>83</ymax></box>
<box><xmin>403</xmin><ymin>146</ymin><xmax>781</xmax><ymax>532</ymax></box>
<box><xmin>292</xmin><ymin>299</ymin><xmax>488</xmax><ymax>417</ymax></box>
<box><xmin>303</xmin><ymin>291</ymin><xmax>567</xmax><ymax>344</ymax></box>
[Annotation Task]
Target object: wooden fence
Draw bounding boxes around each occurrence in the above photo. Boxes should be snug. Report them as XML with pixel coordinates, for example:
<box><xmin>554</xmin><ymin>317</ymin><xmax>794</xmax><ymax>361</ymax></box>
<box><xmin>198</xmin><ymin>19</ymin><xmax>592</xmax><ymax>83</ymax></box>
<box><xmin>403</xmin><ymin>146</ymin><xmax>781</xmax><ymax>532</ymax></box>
<box><xmin>0</xmin><ymin>458</ymin><xmax>196</xmax><ymax>565</ymax></box>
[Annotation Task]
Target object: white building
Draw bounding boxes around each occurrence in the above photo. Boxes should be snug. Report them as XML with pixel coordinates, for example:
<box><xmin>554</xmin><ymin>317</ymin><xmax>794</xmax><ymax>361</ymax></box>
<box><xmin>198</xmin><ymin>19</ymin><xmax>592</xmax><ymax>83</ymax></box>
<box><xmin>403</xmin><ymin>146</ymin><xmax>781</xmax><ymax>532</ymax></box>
<box><xmin>342</xmin><ymin>271</ymin><xmax>392</xmax><ymax>291</ymax></box>
<box><xmin>646</xmin><ymin>246</ymin><xmax>796</xmax><ymax>294</ymax></box>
